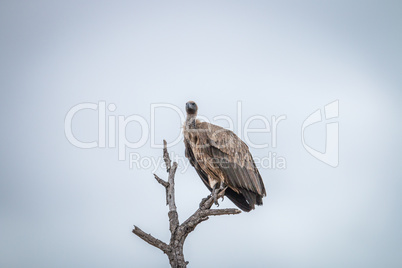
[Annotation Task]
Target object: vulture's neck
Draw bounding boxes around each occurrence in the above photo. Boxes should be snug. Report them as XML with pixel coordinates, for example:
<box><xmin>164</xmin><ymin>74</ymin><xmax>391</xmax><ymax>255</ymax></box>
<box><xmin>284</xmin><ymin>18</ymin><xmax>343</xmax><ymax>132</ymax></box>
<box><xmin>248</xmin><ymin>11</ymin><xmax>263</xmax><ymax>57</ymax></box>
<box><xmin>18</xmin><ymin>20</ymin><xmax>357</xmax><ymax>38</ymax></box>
<box><xmin>185</xmin><ymin>115</ymin><xmax>197</xmax><ymax>129</ymax></box>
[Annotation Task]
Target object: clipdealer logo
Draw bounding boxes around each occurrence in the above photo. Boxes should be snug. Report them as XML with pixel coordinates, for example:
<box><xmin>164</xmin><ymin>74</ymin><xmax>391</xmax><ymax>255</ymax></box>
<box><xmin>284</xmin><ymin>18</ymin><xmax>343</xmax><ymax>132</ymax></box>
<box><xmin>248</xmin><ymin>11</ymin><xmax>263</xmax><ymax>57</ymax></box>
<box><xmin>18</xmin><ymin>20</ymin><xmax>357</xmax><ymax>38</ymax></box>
<box><xmin>64</xmin><ymin>100</ymin><xmax>339</xmax><ymax>171</ymax></box>
<box><xmin>301</xmin><ymin>100</ymin><xmax>339</xmax><ymax>167</ymax></box>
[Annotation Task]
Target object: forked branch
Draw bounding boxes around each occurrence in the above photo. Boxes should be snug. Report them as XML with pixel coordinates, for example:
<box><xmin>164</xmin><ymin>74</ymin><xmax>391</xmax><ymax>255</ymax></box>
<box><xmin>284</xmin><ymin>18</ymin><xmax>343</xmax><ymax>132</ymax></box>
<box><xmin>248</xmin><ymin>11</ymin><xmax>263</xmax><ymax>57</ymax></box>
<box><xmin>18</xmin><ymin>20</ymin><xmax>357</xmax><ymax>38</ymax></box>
<box><xmin>132</xmin><ymin>140</ymin><xmax>241</xmax><ymax>267</ymax></box>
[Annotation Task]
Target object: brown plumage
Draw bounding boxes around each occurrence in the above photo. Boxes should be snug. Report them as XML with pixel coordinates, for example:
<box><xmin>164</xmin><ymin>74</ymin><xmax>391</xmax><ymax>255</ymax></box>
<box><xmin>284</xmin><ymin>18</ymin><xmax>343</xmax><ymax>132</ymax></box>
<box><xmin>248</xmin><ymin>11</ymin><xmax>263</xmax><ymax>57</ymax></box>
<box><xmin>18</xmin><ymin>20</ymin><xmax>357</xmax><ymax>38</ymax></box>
<box><xmin>183</xmin><ymin>101</ymin><xmax>266</xmax><ymax>212</ymax></box>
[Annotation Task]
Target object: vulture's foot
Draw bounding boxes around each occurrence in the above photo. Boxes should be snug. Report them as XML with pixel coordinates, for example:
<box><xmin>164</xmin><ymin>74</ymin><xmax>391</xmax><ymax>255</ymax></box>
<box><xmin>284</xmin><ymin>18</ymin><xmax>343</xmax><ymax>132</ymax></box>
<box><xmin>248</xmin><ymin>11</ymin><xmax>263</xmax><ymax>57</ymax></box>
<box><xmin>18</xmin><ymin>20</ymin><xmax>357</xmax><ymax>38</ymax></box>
<box><xmin>212</xmin><ymin>188</ymin><xmax>219</xmax><ymax>207</ymax></box>
<box><xmin>211</xmin><ymin>185</ymin><xmax>220</xmax><ymax>207</ymax></box>
<box><xmin>219</xmin><ymin>184</ymin><xmax>227</xmax><ymax>202</ymax></box>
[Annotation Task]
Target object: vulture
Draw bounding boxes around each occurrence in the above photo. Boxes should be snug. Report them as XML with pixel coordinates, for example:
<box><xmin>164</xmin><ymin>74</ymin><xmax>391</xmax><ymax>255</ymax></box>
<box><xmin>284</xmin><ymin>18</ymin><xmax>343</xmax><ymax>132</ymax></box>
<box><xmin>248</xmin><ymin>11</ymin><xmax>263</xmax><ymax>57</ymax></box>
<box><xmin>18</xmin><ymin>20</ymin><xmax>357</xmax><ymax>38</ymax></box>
<box><xmin>183</xmin><ymin>101</ymin><xmax>266</xmax><ymax>212</ymax></box>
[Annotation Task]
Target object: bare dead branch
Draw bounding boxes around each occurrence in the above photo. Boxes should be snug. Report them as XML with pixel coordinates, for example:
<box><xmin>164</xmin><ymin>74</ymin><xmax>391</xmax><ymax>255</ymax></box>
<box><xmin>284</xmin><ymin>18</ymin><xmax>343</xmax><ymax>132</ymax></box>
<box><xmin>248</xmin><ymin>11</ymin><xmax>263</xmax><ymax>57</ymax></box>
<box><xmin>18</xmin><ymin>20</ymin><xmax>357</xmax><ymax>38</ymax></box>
<box><xmin>163</xmin><ymin>139</ymin><xmax>171</xmax><ymax>172</ymax></box>
<box><xmin>132</xmin><ymin>226</ymin><xmax>170</xmax><ymax>254</ymax></box>
<box><xmin>154</xmin><ymin>174</ymin><xmax>169</xmax><ymax>188</ymax></box>
<box><xmin>154</xmin><ymin>174</ymin><xmax>169</xmax><ymax>205</ymax></box>
<box><xmin>202</xmin><ymin>208</ymin><xmax>241</xmax><ymax>216</ymax></box>
<box><xmin>167</xmin><ymin>162</ymin><xmax>179</xmax><ymax>234</ymax></box>
<box><xmin>133</xmin><ymin>141</ymin><xmax>241</xmax><ymax>267</ymax></box>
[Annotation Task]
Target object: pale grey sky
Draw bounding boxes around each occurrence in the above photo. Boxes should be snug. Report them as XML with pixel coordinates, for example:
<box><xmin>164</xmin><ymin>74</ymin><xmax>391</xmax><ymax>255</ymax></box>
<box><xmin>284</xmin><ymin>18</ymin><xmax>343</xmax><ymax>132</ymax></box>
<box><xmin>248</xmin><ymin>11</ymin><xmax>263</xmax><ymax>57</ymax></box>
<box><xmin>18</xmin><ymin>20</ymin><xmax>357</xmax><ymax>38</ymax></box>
<box><xmin>1</xmin><ymin>1</ymin><xmax>401</xmax><ymax>267</ymax></box>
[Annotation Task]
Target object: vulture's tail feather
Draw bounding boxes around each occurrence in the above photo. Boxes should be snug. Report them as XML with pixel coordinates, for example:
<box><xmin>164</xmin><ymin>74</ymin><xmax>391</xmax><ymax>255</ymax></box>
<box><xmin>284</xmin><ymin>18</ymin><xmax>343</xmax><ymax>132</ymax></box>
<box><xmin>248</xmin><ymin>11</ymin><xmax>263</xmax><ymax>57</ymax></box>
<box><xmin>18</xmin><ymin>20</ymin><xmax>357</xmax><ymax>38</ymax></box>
<box><xmin>225</xmin><ymin>188</ymin><xmax>253</xmax><ymax>212</ymax></box>
<box><xmin>224</xmin><ymin>188</ymin><xmax>264</xmax><ymax>212</ymax></box>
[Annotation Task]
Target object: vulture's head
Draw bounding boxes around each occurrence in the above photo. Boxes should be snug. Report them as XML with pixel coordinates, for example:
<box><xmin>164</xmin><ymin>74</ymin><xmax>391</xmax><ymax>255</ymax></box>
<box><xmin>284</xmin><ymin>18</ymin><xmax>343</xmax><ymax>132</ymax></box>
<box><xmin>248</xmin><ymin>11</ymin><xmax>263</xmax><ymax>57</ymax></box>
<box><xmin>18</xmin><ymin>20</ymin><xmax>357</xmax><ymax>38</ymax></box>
<box><xmin>186</xmin><ymin>101</ymin><xmax>198</xmax><ymax>115</ymax></box>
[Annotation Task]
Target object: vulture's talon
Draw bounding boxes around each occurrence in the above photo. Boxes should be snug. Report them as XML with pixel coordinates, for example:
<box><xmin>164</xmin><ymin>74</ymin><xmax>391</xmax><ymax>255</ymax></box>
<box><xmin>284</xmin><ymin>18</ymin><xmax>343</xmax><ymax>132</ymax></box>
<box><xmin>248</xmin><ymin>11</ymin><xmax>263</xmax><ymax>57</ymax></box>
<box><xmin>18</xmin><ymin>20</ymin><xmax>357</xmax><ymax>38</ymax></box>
<box><xmin>212</xmin><ymin>187</ymin><xmax>220</xmax><ymax>206</ymax></box>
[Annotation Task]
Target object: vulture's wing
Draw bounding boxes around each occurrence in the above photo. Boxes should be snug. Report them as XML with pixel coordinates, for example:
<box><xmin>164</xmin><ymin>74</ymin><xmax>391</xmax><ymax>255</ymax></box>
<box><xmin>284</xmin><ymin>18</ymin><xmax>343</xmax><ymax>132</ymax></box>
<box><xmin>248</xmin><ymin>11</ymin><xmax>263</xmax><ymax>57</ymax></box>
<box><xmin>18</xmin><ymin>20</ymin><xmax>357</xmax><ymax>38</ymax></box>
<box><xmin>185</xmin><ymin>136</ymin><xmax>256</xmax><ymax>212</ymax></box>
<box><xmin>184</xmin><ymin>139</ymin><xmax>212</xmax><ymax>191</ymax></box>
<box><xmin>200</xmin><ymin>122</ymin><xmax>266</xmax><ymax>198</ymax></box>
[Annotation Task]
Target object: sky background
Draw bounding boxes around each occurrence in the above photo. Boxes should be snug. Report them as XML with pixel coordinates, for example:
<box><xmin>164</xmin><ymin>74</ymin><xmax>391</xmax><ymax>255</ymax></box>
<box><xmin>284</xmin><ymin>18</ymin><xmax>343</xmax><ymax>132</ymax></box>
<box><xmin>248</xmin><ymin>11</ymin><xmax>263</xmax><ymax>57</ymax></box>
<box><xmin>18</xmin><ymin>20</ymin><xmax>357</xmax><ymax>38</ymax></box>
<box><xmin>1</xmin><ymin>1</ymin><xmax>401</xmax><ymax>267</ymax></box>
